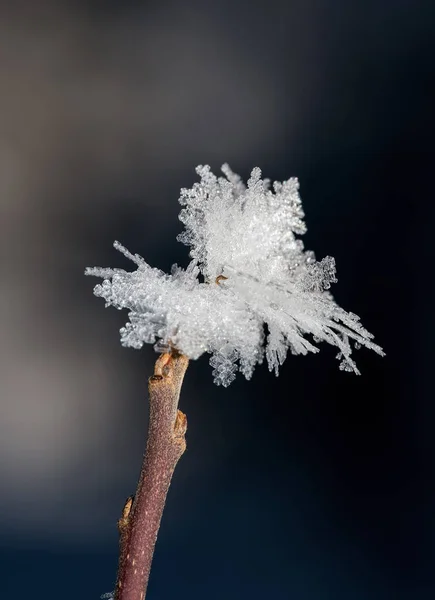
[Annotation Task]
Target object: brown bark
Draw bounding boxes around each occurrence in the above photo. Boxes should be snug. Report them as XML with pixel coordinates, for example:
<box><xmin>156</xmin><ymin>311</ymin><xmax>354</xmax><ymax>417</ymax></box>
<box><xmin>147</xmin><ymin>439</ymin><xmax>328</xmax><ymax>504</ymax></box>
<box><xmin>114</xmin><ymin>351</ymin><xmax>189</xmax><ymax>600</ymax></box>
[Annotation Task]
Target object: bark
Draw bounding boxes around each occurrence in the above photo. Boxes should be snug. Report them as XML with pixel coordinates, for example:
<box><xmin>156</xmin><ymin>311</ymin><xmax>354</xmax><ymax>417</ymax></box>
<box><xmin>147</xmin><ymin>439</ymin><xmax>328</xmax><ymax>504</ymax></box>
<box><xmin>114</xmin><ymin>351</ymin><xmax>189</xmax><ymax>600</ymax></box>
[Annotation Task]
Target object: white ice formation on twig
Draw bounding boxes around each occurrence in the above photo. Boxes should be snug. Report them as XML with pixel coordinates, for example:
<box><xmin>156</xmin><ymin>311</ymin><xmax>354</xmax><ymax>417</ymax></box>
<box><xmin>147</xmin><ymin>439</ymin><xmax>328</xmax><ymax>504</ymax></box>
<box><xmin>86</xmin><ymin>165</ymin><xmax>384</xmax><ymax>386</ymax></box>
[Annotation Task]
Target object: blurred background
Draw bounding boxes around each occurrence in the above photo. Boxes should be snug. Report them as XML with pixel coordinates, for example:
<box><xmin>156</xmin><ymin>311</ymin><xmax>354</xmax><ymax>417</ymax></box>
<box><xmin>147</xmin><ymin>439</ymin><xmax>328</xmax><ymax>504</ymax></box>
<box><xmin>0</xmin><ymin>1</ymin><xmax>434</xmax><ymax>598</ymax></box>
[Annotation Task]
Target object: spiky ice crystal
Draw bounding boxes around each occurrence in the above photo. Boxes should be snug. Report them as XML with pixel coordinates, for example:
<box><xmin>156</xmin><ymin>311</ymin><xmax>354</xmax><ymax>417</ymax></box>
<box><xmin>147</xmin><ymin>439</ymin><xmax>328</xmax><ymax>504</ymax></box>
<box><xmin>86</xmin><ymin>165</ymin><xmax>384</xmax><ymax>386</ymax></box>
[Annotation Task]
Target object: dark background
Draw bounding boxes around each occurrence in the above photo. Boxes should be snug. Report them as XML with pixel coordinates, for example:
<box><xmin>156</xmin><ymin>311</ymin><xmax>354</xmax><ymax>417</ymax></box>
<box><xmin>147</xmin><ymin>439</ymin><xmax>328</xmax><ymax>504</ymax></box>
<box><xmin>1</xmin><ymin>1</ymin><xmax>434</xmax><ymax>598</ymax></box>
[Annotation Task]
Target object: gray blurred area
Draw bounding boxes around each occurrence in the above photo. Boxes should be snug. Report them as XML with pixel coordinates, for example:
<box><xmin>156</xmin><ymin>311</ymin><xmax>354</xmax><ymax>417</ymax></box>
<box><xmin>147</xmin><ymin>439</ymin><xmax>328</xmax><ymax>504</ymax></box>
<box><xmin>0</xmin><ymin>1</ymin><xmax>434</xmax><ymax>599</ymax></box>
<box><xmin>0</xmin><ymin>0</ymin><xmax>287</xmax><ymax>543</ymax></box>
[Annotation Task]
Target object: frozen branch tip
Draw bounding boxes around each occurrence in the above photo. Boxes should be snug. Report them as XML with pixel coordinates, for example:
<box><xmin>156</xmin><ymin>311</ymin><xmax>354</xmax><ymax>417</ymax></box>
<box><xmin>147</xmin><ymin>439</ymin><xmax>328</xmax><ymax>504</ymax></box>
<box><xmin>86</xmin><ymin>164</ymin><xmax>384</xmax><ymax>386</ymax></box>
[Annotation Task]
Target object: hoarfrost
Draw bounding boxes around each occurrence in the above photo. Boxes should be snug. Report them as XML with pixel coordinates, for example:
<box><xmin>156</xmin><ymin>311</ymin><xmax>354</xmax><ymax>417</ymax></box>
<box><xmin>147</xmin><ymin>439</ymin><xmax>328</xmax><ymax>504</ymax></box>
<box><xmin>86</xmin><ymin>165</ymin><xmax>384</xmax><ymax>386</ymax></box>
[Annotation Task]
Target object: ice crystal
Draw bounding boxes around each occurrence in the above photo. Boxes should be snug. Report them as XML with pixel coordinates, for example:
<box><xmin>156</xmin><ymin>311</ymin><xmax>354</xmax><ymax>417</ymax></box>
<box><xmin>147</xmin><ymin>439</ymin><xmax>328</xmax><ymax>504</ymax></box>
<box><xmin>86</xmin><ymin>165</ymin><xmax>384</xmax><ymax>386</ymax></box>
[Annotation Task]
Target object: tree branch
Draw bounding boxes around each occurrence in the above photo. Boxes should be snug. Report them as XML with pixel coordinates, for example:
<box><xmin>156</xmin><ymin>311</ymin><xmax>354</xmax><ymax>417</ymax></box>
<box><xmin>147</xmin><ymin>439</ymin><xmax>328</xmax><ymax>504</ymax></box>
<box><xmin>114</xmin><ymin>351</ymin><xmax>189</xmax><ymax>600</ymax></box>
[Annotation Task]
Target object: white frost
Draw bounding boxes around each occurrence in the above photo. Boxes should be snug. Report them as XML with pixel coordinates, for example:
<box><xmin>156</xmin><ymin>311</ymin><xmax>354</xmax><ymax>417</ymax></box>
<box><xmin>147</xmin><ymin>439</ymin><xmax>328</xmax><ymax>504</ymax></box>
<box><xmin>86</xmin><ymin>165</ymin><xmax>384</xmax><ymax>386</ymax></box>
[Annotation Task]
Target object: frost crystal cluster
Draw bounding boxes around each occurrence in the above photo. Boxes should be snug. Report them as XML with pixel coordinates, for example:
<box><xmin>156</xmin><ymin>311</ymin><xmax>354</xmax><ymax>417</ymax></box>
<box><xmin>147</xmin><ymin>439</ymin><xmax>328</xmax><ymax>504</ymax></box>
<box><xmin>86</xmin><ymin>165</ymin><xmax>384</xmax><ymax>386</ymax></box>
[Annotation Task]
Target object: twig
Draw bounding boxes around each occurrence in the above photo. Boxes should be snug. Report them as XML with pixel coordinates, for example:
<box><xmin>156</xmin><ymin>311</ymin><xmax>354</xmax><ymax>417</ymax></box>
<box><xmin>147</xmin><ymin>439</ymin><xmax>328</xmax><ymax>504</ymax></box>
<box><xmin>114</xmin><ymin>351</ymin><xmax>189</xmax><ymax>600</ymax></box>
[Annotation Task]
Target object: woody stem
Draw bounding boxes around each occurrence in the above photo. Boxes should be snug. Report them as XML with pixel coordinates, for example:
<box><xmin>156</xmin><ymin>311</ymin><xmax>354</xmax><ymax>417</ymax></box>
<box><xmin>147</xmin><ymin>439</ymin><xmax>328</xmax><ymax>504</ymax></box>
<box><xmin>114</xmin><ymin>351</ymin><xmax>189</xmax><ymax>600</ymax></box>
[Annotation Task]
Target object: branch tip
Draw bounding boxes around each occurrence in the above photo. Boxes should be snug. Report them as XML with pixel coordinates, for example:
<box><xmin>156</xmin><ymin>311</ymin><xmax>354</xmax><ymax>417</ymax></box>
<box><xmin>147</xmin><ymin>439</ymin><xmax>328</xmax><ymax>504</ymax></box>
<box><xmin>153</xmin><ymin>352</ymin><xmax>172</xmax><ymax>378</ymax></box>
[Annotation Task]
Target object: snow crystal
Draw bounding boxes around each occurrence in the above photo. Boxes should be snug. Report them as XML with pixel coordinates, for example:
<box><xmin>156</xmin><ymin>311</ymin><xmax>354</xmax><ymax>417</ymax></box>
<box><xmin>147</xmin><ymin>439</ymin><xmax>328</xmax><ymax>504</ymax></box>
<box><xmin>86</xmin><ymin>165</ymin><xmax>384</xmax><ymax>386</ymax></box>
